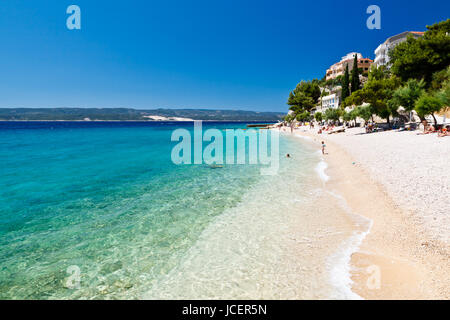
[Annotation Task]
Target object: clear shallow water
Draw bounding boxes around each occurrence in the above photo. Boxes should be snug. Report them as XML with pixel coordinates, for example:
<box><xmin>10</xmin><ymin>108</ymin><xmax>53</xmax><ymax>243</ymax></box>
<box><xmin>0</xmin><ymin>122</ymin><xmax>362</xmax><ymax>299</ymax></box>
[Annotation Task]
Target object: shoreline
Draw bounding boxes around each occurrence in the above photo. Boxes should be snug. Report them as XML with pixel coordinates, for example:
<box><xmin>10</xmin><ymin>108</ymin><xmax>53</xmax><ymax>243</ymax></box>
<box><xmin>0</xmin><ymin>120</ymin><xmax>279</xmax><ymax>123</ymax></box>
<box><xmin>283</xmin><ymin>126</ymin><xmax>449</xmax><ymax>299</ymax></box>
<box><xmin>142</xmin><ymin>134</ymin><xmax>362</xmax><ymax>299</ymax></box>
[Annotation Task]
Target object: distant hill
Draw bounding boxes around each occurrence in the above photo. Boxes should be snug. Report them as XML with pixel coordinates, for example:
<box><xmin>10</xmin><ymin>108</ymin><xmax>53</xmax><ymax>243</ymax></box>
<box><xmin>0</xmin><ymin>108</ymin><xmax>284</xmax><ymax>121</ymax></box>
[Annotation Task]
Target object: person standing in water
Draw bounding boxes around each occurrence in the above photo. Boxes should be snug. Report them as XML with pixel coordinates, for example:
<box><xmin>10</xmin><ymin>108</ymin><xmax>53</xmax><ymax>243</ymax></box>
<box><xmin>321</xmin><ymin>141</ymin><xmax>326</xmax><ymax>155</ymax></box>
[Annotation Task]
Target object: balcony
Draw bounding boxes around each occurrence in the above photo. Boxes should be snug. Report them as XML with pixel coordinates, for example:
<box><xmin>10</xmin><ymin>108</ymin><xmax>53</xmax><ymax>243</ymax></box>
<box><xmin>374</xmin><ymin>43</ymin><xmax>386</xmax><ymax>56</ymax></box>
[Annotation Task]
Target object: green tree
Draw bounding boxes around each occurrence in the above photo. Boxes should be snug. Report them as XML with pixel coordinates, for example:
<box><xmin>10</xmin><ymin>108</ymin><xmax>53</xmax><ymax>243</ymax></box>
<box><xmin>390</xmin><ymin>19</ymin><xmax>450</xmax><ymax>85</ymax></box>
<box><xmin>351</xmin><ymin>54</ymin><xmax>360</xmax><ymax>93</ymax></box>
<box><xmin>341</xmin><ymin>65</ymin><xmax>350</xmax><ymax>102</ymax></box>
<box><xmin>324</xmin><ymin>108</ymin><xmax>341</xmax><ymax>123</ymax></box>
<box><xmin>296</xmin><ymin>111</ymin><xmax>311</xmax><ymax>122</ymax></box>
<box><xmin>342</xmin><ymin>109</ymin><xmax>359</xmax><ymax>126</ymax></box>
<box><xmin>342</xmin><ymin>111</ymin><xmax>351</xmax><ymax>122</ymax></box>
<box><xmin>288</xmin><ymin>91</ymin><xmax>314</xmax><ymax>115</ymax></box>
<box><xmin>345</xmin><ymin>76</ymin><xmax>400</xmax><ymax>125</ymax></box>
<box><xmin>437</xmin><ymin>79</ymin><xmax>450</xmax><ymax>108</ymax></box>
<box><xmin>436</xmin><ymin>86</ymin><xmax>450</xmax><ymax>120</ymax></box>
<box><xmin>303</xmin><ymin>81</ymin><xmax>322</xmax><ymax>102</ymax></box>
<box><xmin>287</xmin><ymin>80</ymin><xmax>321</xmax><ymax>116</ymax></box>
<box><xmin>368</xmin><ymin>65</ymin><xmax>389</xmax><ymax>81</ymax></box>
<box><xmin>321</xmin><ymin>89</ymin><xmax>330</xmax><ymax>98</ymax></box>
<box><xmin>325</xmin><ymin>75</ymin><xmax>343</xmax><ymax>88</ymax></box>
<box><xmin>355</xmin><ymin>105</ymin><xmax>373</xmax><ymax>123</ymax></box>
<box><xmin>283</xmin><ymin>114</ymin><xmax>293</xmax><ymax>122</ymax></box>
<box><xmin>389</xmin><ymin>79</ymin><xmax>426</xmax><ymax>121</ymax></box>
<box><xmin>433</xmin><ymin>67</ymin><xmax>450</xmax><ymax>108</ymax></box>
<box><xmin>415</xmin><ymin>93</ymin><xmax>443</xmax><ymax>126</ymax></box>
<box><xmin>349</xmin><ymin>108</ymin><xmax>359</xmax><ymax>125</ymax></box>
<box><xmin>431</xmin><ymin>67</ymin><xmax>450</xmax><ymax>91</ymax></box>
<box><xmin>314</xmin><ymin>112</ymin><xmax>323</xmax><ymax>122</ymax></box>
<box><xmin>390</xmin><ymin>79</ymin><xmax>426</xmax><ymax>112</ymax></box>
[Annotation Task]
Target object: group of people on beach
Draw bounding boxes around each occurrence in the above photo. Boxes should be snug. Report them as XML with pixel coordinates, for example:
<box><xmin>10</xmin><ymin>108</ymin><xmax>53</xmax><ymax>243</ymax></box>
<box><xmin>365</xmin><ymin>123</ymin><xmax>378</xmax><ymax>133</ymax></box>
<box><xmin>421</xmin><ymin>120</ymin><xmax>450</xmax><ymax>137</ymax></box>
<box><xmin>317</xmin><ymin>124</ymin><xmax>335</xmax><ymax>134</ymax></box>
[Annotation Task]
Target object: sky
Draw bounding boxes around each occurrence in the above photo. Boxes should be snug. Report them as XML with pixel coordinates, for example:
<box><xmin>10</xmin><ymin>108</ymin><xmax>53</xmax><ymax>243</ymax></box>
<box><xmin>0</xmin><ymin>0</ymin><xmax>448</xmax><ymax>112</ymax></box>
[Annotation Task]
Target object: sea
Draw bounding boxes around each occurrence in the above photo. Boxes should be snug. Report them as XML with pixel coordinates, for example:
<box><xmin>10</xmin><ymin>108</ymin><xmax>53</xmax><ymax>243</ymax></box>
<box><xmin>0</xmin><ymin>121</ymin><xmax>369</xmax><ymax>299</ymax></box>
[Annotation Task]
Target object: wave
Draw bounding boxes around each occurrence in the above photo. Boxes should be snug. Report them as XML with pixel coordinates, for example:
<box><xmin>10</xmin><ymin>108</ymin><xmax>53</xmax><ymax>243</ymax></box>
<box><xmin>325</xmin><ymin>190</ymin><xmax>373</xmax><ymax>300</ymax></box>
<box><xmin>315</xmin><ymin>160</ymin><xmax>330</xmax><ymax>182</ymax></box>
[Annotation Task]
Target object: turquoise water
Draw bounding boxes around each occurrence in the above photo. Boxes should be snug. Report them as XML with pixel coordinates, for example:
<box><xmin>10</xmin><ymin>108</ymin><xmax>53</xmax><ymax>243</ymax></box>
<box><xmin>0</xmin><ymin>122</ymin><xmax>281</xmax><ymax>298</ymax></box>
<box><xmin>0</xmin><ymin>122</ymin><xmax>361</xmax><ymax>299</ymax></box>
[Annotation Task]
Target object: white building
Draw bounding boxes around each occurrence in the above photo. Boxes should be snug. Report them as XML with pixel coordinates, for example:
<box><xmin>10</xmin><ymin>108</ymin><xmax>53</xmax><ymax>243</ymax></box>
<box><xmin>341</xmin><ymin>52</ymin><xmax>362</xmax><ymax>62</ymax></box>
<box><xmin>326</xmin><ymin>52</ymin><xmax>373</xmax><ymax>80</ymax></box>
<box><xmin>374</xmin><ymin>31</ymin><xmax>424</xmax><ymax>67</ymax></box>
<box><xmin>319</xmin><ymin>93</ymin><xmax>340</xmax><ymax>113</ymax></box>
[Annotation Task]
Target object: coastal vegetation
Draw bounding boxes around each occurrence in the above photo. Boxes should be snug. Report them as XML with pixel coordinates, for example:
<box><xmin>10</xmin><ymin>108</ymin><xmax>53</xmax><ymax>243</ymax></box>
<box><xmin>344</xmin><ymin>70</ymin><xmax>401</xmax><ymax>124</ymax></box>
<box><xmin>341</xmin><ymin>65</ymin><xmax>350</xmax><ymax>102</ymax></box>
<box><xmin>286</xmin><ymin>19</ymin><xmax>450</xmax><ymax>127</ymax></box>
<box><xmin>287</xmin><ymin>80</ymin><xmax>321</xmax><ymax>116</ymax></box>
<box><xmin>324</xmin><ymin>108</ymin><xmax>341</xmax><ymax>123</ymax></box>
<box><xmin>324</xmin><ymin>75</ymin><xmax>342</xmax><ymax>88</ymax></box>
<box><xmin>314</xmin><ymin>112</ymin><xmax>323</xmax><ymax>122</ymax></box>
<box><xmin>350</xmin><ymin>54</ymin><xmax>361</xmax><ymax>93</ymax></box>
<box><xmin>0</xmin><ymin>108</ymin><xmax>285</xmax><ymax>122</ymax></box>
<box><xmin>390</xmin><ymin>20</ymin><xmax>450</xmax><ymax>85</ymax></box>
<box><xmin>390</xmin><ymin>79</ymin><xmax>426</xmax><ymax>114</ymax></box>
<box><xmin>415</xmin><ymin>93</ymin><xmax>444</xmax><ymax>125</ymax></box>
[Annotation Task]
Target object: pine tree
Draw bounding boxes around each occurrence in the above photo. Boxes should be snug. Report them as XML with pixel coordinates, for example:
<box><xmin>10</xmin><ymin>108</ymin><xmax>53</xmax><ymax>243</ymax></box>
<box><xmin>341</xmin><ymin>64</ymin><xmax>350</xmax><ymax>103</ymax></box>
<box><xmin>351</xmin><ymin>54</ymin><xmax>360</xmax><ymax>93</ymax></box>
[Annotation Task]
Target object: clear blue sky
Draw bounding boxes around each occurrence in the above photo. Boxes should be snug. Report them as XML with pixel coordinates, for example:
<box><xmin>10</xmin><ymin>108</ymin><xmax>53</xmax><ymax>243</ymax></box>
<box><xmin>0</xmin><ymin>0</ymin><xmax>448</xmax><ymax>112</ymax></box>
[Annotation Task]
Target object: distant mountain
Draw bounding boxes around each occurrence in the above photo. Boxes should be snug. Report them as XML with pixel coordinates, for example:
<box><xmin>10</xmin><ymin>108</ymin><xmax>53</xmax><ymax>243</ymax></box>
<box><xmin>0</xmin><ymin>108</ymin><xmax>284</xmax><ymax>121</ymax></box>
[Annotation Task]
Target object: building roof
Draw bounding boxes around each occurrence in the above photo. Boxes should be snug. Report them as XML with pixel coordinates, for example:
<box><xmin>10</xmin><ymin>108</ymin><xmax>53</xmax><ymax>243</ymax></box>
<box><xmin>385</xmin><ymin>31</ymin><xmax>424</xmax><ymax>44</ymax></box>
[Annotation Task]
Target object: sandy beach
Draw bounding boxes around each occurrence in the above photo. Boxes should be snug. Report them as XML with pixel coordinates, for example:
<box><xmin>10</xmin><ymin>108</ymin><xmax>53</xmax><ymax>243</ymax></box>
<box><xmin>284</xmin><ymin>126</ymin><xmax>449</xmax><ymax>299</ymax></box>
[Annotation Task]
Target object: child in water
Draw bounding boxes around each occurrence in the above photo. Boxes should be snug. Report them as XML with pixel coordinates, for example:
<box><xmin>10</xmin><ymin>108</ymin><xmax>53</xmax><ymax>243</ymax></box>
<box><xmin>321</xmin><ymin>141</ymin><xmax>326</xmax><ymax>155</ymax></box>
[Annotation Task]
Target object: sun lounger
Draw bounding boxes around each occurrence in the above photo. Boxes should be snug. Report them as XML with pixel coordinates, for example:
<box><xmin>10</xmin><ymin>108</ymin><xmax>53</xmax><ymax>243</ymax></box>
<box><xmin>328</xmin><ymin>128</ymin><xmax>345</xmax><ymax>134</ymax></box>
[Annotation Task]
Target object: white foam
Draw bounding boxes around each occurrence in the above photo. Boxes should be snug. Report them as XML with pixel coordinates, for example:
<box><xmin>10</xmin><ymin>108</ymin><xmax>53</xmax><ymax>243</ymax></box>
<box><xmin>325</xmin><ymin>190</ymin><xmax>373</xmax><ymax>300</ymax></box>
<box><xmin>315</xmin><ymin>160</ymin><xmax>329</xmax><ymax>182</ymax></box>
<box><xmin>327</xmin><ymin>229</ymin><xmax>371</xmax><ymax>299</ymax></box>
<box><xmin>294</xmin><ymin>134</ymin><xmax>312</xmax><ymax>141</ymax></box>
